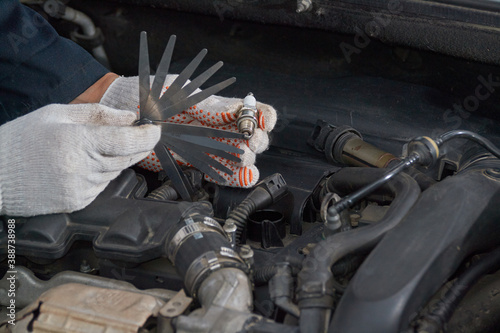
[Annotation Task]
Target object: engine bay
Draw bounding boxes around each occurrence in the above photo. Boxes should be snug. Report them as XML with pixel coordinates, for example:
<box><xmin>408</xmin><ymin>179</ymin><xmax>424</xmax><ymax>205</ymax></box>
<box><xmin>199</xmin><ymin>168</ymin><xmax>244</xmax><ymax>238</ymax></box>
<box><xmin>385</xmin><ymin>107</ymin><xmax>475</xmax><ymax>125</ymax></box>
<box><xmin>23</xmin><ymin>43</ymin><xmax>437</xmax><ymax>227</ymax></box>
<box><xmin>2</xmin><ymin>1</ymin><xmax>500</xmax><ymax>332</ymax></box>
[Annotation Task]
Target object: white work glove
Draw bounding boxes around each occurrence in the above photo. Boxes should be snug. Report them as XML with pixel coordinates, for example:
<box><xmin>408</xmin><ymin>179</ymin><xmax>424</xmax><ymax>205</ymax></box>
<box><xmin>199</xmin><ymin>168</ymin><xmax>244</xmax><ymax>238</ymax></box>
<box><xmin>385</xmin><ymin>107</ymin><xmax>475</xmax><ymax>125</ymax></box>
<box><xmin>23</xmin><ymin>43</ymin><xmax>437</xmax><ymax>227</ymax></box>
<box><xmin>101</xmin><ymin>75</ymin><xmax>277</xmax><ymax>188</ymax></box>
<box><xmin>0</xmin><ymin>104</ymin><xmax>160</xmax><ymax>217</ymax></box>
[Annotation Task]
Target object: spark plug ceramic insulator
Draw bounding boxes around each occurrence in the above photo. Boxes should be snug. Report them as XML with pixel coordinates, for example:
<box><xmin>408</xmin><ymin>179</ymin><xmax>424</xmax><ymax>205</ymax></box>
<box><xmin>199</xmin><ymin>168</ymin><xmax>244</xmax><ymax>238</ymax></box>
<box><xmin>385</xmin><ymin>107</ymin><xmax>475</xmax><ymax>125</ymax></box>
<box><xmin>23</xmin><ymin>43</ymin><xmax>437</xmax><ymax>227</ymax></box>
<box><xmin>237</xmin><ymin>93</ymin><xmax>258</xmax><ymax>139</ymax></box>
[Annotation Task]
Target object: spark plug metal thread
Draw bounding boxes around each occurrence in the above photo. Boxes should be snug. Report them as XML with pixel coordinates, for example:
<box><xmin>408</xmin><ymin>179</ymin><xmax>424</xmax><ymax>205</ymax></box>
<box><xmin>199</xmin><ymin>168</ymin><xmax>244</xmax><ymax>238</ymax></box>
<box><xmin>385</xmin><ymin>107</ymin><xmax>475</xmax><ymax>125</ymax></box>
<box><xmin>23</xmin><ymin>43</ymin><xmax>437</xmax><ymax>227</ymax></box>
<box><xmin>237</xmin><ymin>93</ymin><xmax>258</xmax><ymax>139</ymax></box>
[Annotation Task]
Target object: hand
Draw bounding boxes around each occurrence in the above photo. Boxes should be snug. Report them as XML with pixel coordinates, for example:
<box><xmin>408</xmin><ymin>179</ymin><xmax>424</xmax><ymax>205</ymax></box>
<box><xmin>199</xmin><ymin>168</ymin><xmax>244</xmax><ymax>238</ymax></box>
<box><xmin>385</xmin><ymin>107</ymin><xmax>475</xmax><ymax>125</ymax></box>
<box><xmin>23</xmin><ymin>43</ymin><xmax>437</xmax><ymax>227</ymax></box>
<box><xmin>100</xmin><ymin>75</ymin><xmax>277</xmax><ymax>188</ymax></box>
<box><xmin>0</xmin><ymin>103</ymin><xmax>160</xmax><ymax>216</ymax></box>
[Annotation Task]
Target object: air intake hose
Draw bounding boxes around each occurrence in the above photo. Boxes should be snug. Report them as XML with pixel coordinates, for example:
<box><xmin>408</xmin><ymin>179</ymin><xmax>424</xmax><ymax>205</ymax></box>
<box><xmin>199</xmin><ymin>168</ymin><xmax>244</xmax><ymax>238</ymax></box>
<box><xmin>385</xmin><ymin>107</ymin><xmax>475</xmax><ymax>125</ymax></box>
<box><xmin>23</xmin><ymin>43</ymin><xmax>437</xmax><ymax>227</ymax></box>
<box><xmin>297</xmin><ymin>168</ymin><xmax>421</xmax><ymax>333</ymax></box>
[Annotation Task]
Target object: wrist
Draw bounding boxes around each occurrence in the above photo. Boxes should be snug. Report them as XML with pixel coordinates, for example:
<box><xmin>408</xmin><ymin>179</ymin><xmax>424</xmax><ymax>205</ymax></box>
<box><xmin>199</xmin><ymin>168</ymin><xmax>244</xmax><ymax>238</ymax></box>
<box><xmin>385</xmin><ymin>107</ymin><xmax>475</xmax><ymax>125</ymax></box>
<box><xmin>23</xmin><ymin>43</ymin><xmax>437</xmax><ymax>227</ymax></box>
<box><xmin>70</xmin><ymin>72</ymin><xmax>120</xmax><ymax>104</ymax></box>
<box><xmin>99</xmin><ymin>76</ymin><xmax>139</xmax><ymax>111</ymax></box>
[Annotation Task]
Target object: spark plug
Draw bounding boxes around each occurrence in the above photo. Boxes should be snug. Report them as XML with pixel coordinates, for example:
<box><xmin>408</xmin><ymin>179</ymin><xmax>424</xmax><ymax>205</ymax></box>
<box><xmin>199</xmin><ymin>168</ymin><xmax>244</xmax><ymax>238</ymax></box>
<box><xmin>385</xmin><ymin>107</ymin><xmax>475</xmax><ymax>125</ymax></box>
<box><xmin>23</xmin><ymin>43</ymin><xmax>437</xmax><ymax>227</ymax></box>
<box><xmin>237</xmin><ymin>93</ymin><xmax>258</xmax><ymax>139</ymax></box>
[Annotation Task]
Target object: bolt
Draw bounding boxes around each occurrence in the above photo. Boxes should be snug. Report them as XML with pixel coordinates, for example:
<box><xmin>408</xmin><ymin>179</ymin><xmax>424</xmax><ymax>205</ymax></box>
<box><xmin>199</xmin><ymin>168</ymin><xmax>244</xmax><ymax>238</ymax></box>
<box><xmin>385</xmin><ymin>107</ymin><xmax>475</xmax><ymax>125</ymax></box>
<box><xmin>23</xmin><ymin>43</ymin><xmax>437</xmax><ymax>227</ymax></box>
<box><xmin>80</xmin><ymin>260</ymin><xmax>92</xmax><ymax>274</ymax></box>
<box><xmin>239</xmin><ymin>244</ymin><xmax>254</xmax><ymax>269</ymax></box>
<box><xmin>296</xmin><ymin>0</ymin><xmax>312</xmax><ymax>13</ymax></box>
<box><xmin>239</xmin><ymin>244</ymin><xmax>254</xmax><ymax>259</ymax></box>
<box><xmin>350</xmin><ymin>213</ymin><xmax>361</xmax><ymax>227</ymax></box>
<box><xmin>224</xmin><ymin>221</ymin><xmax>237</xmax><ymax>248</ymax></box>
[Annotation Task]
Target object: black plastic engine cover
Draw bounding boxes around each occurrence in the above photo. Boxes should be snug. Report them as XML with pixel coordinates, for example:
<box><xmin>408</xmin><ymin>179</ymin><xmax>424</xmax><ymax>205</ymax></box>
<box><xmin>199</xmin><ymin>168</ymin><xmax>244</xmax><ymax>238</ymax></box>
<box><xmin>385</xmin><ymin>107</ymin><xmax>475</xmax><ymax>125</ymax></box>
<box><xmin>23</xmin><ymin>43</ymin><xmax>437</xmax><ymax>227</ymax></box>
<box><xmin>0</xmin><ymin>169</ymin><xmax>211</xmax><ymax>262</ymax></box>
<box><xmin>330</xmin><ymin>166</ymin><xmax>500</xmax><ymax>333</ymax></box>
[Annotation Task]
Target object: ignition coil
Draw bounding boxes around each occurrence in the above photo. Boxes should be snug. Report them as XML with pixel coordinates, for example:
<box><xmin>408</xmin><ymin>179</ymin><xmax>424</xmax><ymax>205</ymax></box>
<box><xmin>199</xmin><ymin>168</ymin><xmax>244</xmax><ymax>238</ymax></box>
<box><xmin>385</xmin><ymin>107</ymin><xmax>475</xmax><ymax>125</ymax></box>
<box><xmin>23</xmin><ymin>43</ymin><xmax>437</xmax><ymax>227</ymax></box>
<box><xmin>308</xmin><ymin>120</ymin><xmax>399</xmax><ymax>168</ymax></box>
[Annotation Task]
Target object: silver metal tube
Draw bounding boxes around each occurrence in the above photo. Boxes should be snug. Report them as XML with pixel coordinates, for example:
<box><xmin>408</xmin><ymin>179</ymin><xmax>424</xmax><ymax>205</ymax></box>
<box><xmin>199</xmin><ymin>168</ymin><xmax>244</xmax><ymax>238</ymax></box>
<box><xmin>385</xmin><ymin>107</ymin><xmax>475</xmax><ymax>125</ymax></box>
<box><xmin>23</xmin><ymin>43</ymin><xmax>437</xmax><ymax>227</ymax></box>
<box><xmin>175</xmin><ymin>268</ymin><xmax>259</xmax><ymax>333</ymax></box>
<box><xmin>197</xmin><ymin>268</ymin><xmax>253</xmax><ymax>312</ymax></box>
<box><xmin>45</xmin><ymin>3</ymin><xmax>111</xmax><ymax>68</ymax></box>
<box><xmin>61</xmin><ymin>7</ymin><xmax>96</xmax><ymax>36</ymax></box>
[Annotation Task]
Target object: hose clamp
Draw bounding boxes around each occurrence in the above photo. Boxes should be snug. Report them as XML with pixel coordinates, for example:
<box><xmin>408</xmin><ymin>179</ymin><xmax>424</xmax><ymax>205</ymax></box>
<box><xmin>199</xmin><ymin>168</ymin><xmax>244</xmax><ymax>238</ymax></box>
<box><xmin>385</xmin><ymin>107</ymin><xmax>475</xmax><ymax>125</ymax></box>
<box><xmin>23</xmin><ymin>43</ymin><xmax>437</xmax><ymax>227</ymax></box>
<box><xmin>167</xmin><ymin>219</ymin><xmax>224</xmax><ymax>262</ymax></box>
<box><xmin>184</xmin><ymin>249</ymin><xmax>247</xmax><ymax>297</ymax></box>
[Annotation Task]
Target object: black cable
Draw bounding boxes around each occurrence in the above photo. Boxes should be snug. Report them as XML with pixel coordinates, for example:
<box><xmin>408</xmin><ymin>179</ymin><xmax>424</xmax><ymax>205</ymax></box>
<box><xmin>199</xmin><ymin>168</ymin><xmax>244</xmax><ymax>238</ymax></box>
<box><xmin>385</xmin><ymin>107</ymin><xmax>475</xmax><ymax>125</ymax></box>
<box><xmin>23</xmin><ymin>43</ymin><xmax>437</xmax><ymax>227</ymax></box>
<box><xmin>436</xmin><ymin>130</ymin><xmax>500</xmax><ymax>159</ymax></box>
<box><xmin>416</xmin><ymin>246</ymin><xmax>500</xmax><ymax>333</ymax></box>
<box><xmin>227</xmin><ymin>197</ymin><xmax>257</xmax><ymax>242</ymax></box>
<box><xmin>331</xmin><ymin>154</ymin><xmax>420</xmax><ymax>215</ymax></box>
<box><xmin>331</xmin><ymin>130</ymin><xmax>500</xmax><ymax>218</ymax></box>
<box><xmin>225</xmin><ymin>173</ymin><xmax>287</xmax><ymax>244</ymax></box>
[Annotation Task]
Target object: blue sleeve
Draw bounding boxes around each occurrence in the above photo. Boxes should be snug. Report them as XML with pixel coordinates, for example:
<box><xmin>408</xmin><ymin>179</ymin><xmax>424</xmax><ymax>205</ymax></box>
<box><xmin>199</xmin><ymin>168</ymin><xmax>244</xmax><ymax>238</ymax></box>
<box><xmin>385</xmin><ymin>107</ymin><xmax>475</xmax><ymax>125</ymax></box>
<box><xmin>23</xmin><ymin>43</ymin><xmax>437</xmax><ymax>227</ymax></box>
<box><xmin>0</xmin><ymin>0</ymin><xmax>109</xmax><ymax>125</ymax></box>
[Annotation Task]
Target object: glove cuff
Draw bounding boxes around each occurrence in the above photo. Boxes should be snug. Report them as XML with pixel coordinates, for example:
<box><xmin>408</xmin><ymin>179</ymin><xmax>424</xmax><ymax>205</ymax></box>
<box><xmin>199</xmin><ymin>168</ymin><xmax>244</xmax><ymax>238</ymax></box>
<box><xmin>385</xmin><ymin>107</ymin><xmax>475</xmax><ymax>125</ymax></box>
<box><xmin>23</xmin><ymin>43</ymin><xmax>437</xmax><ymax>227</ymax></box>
<box><xmin>100</xmin><ymin>76</ymin><xmax>140</xmax><ymax>111</ymax></box>
<box><xmin>0</xmin><ymin>118</ymin><xmax>27</xmax><ymax>216</ymax></box>
<box><xmin>0</xmin><ymin>174</ymin><xmax>3</xmax><ymax>216</ymax></box>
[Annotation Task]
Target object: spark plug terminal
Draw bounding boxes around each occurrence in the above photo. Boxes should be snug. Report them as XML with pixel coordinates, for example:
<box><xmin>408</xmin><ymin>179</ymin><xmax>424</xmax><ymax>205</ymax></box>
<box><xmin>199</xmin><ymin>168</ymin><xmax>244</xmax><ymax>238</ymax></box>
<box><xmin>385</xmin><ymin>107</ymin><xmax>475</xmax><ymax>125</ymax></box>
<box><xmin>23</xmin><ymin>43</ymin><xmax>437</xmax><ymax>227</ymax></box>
<box><xmin>237</xmin><ymin>92</ymin><xmax>258</xmax><ymax>139</ymax></box>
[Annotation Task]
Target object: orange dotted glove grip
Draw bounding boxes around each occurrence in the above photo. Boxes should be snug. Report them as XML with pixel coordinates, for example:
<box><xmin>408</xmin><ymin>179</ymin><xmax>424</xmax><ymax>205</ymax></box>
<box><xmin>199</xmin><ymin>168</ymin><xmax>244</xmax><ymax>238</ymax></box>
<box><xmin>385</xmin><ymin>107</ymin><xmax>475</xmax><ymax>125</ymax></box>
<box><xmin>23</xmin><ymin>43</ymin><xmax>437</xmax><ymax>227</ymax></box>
<box><xmin>101</xmin><ymin>75</ymin><xmax>277</xmax><ymax>188</ymax></box>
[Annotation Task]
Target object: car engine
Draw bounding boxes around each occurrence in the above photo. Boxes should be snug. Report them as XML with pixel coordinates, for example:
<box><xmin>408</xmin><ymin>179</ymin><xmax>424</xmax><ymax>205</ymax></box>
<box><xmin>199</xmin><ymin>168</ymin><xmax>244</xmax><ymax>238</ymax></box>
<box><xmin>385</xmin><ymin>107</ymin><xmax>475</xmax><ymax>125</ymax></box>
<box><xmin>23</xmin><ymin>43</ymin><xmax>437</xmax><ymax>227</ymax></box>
<box><xmin>2</xmin><ymin>1</ymin><xmax>500</xmax><ymax>332</ymax></box>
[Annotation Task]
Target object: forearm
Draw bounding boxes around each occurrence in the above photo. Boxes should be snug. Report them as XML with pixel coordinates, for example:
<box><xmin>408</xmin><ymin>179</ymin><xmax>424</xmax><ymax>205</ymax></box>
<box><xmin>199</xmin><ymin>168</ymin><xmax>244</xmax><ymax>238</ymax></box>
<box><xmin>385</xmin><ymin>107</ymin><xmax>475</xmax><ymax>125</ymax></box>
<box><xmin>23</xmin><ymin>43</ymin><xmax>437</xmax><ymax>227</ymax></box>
<box><xmin>70</xmin><ymin>73</ymin><xmax>120</xmax><ymax>104</ymax></box>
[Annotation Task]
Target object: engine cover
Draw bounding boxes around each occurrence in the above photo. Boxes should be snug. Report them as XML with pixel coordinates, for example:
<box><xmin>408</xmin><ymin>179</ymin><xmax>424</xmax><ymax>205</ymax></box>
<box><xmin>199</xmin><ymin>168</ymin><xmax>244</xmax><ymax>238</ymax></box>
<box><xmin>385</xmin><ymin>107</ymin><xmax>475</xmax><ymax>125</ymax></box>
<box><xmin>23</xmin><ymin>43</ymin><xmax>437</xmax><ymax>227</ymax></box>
<box><xmin>0</xmin><ymin>169</ymin><xmax>211</xmax><ymax>263</ymax></box>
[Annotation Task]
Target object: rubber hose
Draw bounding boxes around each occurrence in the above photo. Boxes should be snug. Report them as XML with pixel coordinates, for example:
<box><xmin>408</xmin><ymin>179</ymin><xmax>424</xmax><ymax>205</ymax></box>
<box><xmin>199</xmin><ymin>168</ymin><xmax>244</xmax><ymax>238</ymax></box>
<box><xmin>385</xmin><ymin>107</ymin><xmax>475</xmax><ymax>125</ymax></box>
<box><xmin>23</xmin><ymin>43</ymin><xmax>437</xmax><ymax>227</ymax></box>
<box><xmin>300</xmin><ymin>308</ymin><xmax>331</xmax><ymax>333</ymax></box>
<box><xmin>400</xmin><ymin>166</ymin><xmax>436</xmax><ymax>190</ymax></box>
<box><xmin>297</xmin><ymin>168</ymin><xmax>421</xmax><ymax>333</ymax></box>
<box><xmin>226</xmin><ymin>197</ymin><xmax>257</xmax><ymax>242</ymax></box>
<box><xmin>416</xmin><ymin>246</ymin><xmax>500</xmax><ymax>333</ymax></box>
<box><xmin>147</xmin><ymin>184</ymin><xmax>179</xmax><ymax>201</ymax></box>
<box><xmin>254</xmin><ymin>265</ymin><xmax>280</xmax><ymax>286</ymax></box>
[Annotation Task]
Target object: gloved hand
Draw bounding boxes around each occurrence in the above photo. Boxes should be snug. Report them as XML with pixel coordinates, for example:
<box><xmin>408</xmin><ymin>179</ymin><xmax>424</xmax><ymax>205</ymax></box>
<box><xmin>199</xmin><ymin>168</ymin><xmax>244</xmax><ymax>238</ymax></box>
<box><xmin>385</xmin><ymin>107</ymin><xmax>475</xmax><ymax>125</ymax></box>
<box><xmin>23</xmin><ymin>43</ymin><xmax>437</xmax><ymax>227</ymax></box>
<box><xmin>101</xmin><ymin>75</ymin><xmax>277</xmax><ymax>188</ymax></box>
<box><xmin>0</xmin><ymin>103</ymin><xmax>160</xmax><ymax>217</ymax></box>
